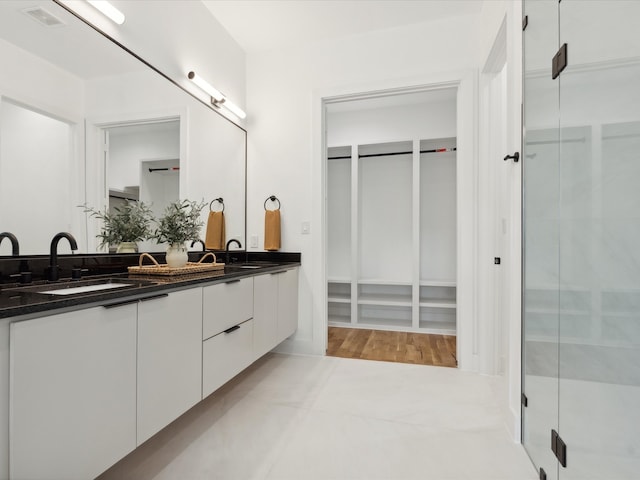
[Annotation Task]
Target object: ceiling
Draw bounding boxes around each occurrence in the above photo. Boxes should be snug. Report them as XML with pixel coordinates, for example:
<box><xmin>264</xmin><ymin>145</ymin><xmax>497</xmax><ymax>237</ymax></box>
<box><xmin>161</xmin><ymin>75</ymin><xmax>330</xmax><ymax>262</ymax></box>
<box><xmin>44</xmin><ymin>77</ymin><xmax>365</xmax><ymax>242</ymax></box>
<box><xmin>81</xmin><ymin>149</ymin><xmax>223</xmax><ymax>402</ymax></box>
<box><xmin>201</xmin><ymin>0</ymin><xmax>483</xmax><ymax>54</ymax></box>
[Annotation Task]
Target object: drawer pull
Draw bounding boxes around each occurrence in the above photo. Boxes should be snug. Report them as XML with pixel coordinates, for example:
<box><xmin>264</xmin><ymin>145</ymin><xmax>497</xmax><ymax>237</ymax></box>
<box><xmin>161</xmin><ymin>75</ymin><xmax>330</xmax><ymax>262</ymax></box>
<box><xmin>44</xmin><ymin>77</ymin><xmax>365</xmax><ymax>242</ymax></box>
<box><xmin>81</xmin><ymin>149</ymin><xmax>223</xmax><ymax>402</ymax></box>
<box><xmin>225</xmin><ymin>279</ymin><xmax>241</xmax><ymax>284</ymax></box>
<box><xmin>140</xmin><ymin>293</ymin><xmax>169</xmax><ymax>302</ymax></box>
<box><xmin>224</xmin><ymin>325</ymin><xmax>241</xmax><ymax>334</ymax></box>
<box><xmin>103</xmin><ymin>298</ymin><xmax>139</xmax><ymax>309</ymax></box>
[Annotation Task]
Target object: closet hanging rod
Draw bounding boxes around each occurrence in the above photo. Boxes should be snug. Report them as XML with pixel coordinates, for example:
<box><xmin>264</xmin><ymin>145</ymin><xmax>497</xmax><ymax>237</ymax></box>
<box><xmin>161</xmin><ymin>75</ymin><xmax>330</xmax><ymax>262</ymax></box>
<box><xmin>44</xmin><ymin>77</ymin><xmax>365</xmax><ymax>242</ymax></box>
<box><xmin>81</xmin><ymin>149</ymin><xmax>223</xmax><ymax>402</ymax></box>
<box><xmin>148</xmin><ymin>166</ymin><xmax>180</xmax><ymax>172</ymax></box>
<box><xmin>358</xmin><ymin>147</ymin><xmax>456</xmax><ymax>159</ymax></box>
<box><xmin>328</xmin><ymin>147</ymin><xmax>456</xmax><ymax>160</ymax></box>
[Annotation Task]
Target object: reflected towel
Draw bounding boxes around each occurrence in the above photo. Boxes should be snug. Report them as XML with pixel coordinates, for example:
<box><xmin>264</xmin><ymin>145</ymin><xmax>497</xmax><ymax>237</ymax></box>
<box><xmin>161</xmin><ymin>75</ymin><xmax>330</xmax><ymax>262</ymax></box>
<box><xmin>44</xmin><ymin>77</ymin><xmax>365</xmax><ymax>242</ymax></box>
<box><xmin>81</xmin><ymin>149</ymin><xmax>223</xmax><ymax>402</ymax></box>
<box><xmin>264</xmin><ymin>209</ymin><xmax>281</xmax><ymax>251</ymax></box>
<box><xmin>205</xmin><ymin>211</ymin><xmax>225</xmax><ymax>250</ymax></box>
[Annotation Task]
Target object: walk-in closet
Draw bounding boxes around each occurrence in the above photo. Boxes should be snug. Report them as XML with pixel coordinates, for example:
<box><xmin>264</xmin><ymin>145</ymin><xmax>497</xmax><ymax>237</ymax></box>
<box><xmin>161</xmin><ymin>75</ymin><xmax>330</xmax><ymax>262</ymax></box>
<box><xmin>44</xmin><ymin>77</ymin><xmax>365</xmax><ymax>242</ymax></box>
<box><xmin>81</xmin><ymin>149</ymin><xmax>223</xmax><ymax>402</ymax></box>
<box><xmin>326</xmin><ymin>89</ymin><xmax>458</xmax><ymax>342</ymax></box>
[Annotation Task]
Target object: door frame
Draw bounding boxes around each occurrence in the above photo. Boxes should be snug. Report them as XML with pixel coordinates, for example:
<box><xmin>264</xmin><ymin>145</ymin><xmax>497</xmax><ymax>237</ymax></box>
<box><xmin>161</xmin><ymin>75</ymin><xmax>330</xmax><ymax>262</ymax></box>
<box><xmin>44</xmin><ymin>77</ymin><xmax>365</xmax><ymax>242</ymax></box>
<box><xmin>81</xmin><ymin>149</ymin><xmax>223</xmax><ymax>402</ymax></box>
<box><xmin>310</xmin><ymin>69</ymin><xmax>478</xmax><ymax>371</ymax></box>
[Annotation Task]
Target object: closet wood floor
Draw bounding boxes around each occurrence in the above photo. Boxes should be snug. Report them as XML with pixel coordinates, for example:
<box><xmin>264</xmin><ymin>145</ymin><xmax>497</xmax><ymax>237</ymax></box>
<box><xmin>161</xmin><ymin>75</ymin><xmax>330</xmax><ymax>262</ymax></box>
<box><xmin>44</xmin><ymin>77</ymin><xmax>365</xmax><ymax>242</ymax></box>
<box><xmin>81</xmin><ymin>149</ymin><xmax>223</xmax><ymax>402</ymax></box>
<box><xmin>327</xmin><ymin>327</ymin><xmax>457</xmax><ymax>368</ymax></box>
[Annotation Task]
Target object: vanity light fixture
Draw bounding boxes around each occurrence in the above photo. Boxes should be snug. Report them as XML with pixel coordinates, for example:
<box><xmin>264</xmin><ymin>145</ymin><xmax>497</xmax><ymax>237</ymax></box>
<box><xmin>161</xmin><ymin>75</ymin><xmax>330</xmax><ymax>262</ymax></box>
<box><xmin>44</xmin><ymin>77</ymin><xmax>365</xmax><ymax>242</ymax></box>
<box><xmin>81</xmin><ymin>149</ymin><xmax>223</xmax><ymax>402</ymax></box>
<box><xmin>86</xmin><ymin>0</ymin><xmax>125</xmax><ymax>25</ymax></box>
<box><xmin>188</xmin><ymin>71</ymin><xmax>246</xmax><ymax>119</ymax></box>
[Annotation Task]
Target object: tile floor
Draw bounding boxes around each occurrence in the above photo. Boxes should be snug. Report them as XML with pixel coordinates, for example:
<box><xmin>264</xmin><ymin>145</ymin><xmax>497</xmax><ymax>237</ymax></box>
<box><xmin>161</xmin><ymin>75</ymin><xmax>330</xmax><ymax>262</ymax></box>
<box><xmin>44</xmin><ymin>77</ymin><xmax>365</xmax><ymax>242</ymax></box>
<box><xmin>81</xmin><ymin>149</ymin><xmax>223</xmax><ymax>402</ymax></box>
<box><xmin>99</xmin><ymin>353</ymin><xmax>538</xmax><ymax>480</ymax></box>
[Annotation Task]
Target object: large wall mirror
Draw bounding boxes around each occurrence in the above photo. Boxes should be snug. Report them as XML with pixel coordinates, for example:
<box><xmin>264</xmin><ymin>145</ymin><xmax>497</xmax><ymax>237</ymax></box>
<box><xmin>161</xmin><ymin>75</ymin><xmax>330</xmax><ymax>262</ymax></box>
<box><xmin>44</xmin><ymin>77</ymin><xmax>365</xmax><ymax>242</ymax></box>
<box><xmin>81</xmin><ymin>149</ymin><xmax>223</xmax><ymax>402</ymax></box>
<box><xmin>0</xmin><ymin>0</ymin><xmax>246</xmax><ymax>255</ymax></box>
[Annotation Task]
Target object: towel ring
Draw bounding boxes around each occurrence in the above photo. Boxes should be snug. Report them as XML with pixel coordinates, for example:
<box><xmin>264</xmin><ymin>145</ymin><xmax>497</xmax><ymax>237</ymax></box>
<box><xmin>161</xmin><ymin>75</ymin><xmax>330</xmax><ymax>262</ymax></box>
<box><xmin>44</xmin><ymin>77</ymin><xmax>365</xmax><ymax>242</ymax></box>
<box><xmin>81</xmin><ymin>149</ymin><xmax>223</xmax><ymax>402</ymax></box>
<box><xmin>209</xmin><ymin>197</ymin><xmax>224</xmax><ymax>213</ymax></box>
<box><xmin>264</xmin><ymin>195</ymin><xmax>280</xmax><ymax>211</ymax></box>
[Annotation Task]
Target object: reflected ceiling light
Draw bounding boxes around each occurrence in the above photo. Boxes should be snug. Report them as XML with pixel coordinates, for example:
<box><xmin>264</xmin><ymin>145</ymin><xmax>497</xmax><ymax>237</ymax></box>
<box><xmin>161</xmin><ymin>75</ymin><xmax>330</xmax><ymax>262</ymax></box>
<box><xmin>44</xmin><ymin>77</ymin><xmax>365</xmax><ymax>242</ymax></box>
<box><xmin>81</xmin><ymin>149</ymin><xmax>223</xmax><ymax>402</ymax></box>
<box><xmin>86</xmin><ymin>0</ymin><xmax>125</xmax><ymax>25</ymax></box>
<box><xmin>188</xmin><ymin>71</ymin><xmax>246</xmax><ymax>120</ymax></box>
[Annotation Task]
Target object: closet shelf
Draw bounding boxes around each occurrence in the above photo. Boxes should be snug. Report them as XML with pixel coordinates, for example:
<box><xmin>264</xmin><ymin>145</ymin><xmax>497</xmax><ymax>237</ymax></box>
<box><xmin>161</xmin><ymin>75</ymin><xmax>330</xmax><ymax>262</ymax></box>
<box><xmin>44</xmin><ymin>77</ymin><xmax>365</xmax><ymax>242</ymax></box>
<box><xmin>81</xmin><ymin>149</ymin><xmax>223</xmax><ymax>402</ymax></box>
<box><xmin>357</xmin><ymin>294</ymin><xmax>412</xmax><ymax>306</ymax></box>
<box><xmin>328</xmin><ymin>277</ymin><xmax>351</xmax><ymax>284</ymax></box>
<box><xmin>358</xmin><ymin>279</ymin><xmax>412</xmax><ymax>286</ymax></box>
<box><xmin>357</xmin><ymin>317</ymin><xmax>412</xmax><ymax>329</ymax></box>
<box><xmin>420</xmin><ymin>280</ymin><xmax>456</xmax><ymax>287</ymax></box>
<box><xmin>419</xmin><ymin>300</ymin><xmax>456</xmax><ymax>309</ymax></box>
<box><xmin>328</xmin><ymin>315</ymin><xmax>351</xmax><ymax>325</ymax></box>
<box><xmin>328</xmin><ymin>294</ymin><xmax>351</xmax><ymax>304</ymax></box>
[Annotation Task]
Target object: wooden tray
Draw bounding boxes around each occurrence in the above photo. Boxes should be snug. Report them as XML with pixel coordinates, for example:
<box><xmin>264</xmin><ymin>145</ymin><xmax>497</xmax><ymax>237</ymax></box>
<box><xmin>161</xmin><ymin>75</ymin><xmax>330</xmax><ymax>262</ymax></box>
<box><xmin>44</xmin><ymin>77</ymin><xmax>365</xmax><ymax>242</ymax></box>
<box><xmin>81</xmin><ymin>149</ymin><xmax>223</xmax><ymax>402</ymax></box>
<box><xmin>128</xmin><ymin>252</ymin><xmax>225</xmax><ymax>276</ymax></box>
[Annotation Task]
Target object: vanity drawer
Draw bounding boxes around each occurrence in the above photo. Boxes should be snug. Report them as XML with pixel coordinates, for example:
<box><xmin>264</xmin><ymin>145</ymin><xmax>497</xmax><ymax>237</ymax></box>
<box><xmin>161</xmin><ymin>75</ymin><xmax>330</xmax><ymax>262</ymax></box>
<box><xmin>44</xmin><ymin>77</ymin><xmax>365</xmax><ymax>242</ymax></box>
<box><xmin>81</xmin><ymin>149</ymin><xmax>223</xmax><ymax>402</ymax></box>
<box><xmin>202</xmin><ymin>277</ymin><xmax>253</xmax><ymax>339</ymax></box>
<box><xmin>202</xmin><ymin>319</ymin><xmax>253</xmax><ymax>398</ymax></box>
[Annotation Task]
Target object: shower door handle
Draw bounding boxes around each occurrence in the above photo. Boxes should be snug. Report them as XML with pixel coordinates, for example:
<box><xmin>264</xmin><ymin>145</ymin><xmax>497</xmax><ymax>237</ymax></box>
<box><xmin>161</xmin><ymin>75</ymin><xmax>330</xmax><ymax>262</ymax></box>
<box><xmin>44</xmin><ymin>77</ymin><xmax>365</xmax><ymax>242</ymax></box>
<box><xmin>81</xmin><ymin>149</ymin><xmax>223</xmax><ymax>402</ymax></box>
<box><xmin>503</xmin><ymin>152</ymin><xmax>520</xmax><ymax>162</ymax></box>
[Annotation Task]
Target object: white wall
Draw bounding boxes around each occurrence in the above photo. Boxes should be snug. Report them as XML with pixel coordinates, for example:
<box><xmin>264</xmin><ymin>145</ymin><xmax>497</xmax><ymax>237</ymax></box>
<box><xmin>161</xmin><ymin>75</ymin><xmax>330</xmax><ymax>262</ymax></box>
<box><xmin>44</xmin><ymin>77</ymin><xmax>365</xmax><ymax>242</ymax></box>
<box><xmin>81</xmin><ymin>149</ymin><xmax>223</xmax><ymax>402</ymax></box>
<box><xmin>327</xmin><ymin>99</ymin><xmax>456</xmax><ymax>147</ymax></box>
<box><xmin>246</xmin><ymin>15</ymin><xmax>479</xmax><ymax>356</ymax></box>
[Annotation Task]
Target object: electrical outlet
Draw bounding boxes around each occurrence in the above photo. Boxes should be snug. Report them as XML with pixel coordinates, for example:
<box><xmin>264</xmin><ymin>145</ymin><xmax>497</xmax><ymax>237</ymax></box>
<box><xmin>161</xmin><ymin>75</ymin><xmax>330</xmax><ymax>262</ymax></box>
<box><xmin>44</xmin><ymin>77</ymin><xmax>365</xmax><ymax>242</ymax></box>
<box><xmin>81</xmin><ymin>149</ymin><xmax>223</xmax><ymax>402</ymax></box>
<box><xmin>250</xmin><ymin>234</ymin><xmax>258</xmax><ymax>248</ymax></box>
<box><xmin>301</xmin><ymin>221</ymin><xmax>310</xmax><ymax>234</ymax></box>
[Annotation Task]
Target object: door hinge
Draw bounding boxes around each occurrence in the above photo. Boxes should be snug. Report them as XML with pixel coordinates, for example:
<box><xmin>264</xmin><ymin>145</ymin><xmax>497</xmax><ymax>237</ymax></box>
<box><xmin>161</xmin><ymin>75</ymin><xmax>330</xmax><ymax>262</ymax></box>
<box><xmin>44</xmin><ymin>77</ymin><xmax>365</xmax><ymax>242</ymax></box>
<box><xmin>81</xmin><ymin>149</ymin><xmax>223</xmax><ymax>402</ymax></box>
<box><xmin>540</xmin><ymin>467</ymin><xmax>547</xmax><ymax>480</ymax></box>
<box><xmin>551</xmin><ymin>429</ymin><xmax>567</xmax><ymax>467</ymax></box>
<box><xmin>522</xmin><ymin>15</ymin><xmax>528</xmax><ymax>31</ymax></box>
<box><xmin>521</xmin><ymin>393</ymin><xmax>528</xmax><ymax>407</ymax></box>
<box><xmin>552</xmin><ymin>43</ymin><xmax>568</xmax><ymax>80</ymax></box>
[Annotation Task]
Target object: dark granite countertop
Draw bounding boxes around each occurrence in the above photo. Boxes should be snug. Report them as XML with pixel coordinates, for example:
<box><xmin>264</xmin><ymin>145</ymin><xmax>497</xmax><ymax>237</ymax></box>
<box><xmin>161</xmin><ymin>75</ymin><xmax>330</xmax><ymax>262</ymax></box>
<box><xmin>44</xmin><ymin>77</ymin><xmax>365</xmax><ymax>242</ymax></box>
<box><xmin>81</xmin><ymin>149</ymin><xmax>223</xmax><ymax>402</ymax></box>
<box><xmin>0</xmin><ymin>259</ymin><xmax>300</xmax><ymax>320</ymax></box>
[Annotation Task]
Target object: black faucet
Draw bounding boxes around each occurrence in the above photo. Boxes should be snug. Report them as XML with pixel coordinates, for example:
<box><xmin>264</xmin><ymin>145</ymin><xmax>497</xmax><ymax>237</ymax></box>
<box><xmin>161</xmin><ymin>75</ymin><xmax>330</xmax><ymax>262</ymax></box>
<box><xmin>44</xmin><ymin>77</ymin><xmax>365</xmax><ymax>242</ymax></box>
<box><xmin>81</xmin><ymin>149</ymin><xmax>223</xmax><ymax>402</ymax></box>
<box><xmin>225</xmin><ymin>239</ymin><xmax>242</xmax><ymax>264</ymax></box>
<box><xmin>190</xmin><ymin>239</ymin><xmax>206</xmax><ymax>252</ymax></box>
<box><xmin>0</xmin><ymin>232</ymin><xmax>19</xmax><ymax>256</ymax></box>
<box><xmin>48</xmin><ymin>232</ymin><xmax>78</xmax><ymax>281</ymax></box>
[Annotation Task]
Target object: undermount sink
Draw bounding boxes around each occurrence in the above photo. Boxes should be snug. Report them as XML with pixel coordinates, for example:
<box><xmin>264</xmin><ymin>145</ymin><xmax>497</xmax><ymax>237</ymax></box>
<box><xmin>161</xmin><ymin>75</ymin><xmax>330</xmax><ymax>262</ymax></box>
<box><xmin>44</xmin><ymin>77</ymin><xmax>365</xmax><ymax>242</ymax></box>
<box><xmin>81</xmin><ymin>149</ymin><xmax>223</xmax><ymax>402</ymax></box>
<box><xmin>39</xmin><ymin>282</ymin><xmax>133</xmax><ymax>295</ymax></box>
<box><xmin>225</xmin><ymin>263</ymin><xmax>278</xmax><ymax>270</ymax></box>
<box><xmin>5</xmin><ymin>277</ymin><xmax>154</xmax><ymax>296</ymax></box>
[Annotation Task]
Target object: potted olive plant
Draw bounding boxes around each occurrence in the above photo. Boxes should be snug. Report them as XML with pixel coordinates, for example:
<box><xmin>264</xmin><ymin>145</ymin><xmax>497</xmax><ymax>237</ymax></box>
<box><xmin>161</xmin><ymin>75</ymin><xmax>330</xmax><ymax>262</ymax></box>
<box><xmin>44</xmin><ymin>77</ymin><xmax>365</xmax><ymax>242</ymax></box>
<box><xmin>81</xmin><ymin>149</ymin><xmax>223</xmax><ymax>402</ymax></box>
<box><xmin>152</xmin><ymin>199</ymin><xmax>206</xmax><ymax>267</ymax></box>
<box><xmin>83</xmin><ymin>201</ymin><xmax>154</xmax><ymax>253</ymax></box>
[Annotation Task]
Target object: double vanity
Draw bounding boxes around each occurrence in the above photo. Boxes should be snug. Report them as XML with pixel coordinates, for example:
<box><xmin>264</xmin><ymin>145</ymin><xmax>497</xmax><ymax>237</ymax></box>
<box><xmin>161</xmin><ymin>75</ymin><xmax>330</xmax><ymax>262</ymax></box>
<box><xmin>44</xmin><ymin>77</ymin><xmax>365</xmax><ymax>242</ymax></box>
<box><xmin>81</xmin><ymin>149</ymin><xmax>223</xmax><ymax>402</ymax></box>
<box><xmin>0</xmin><ymin>256</ymin><xmax>300</xmax><ymax>480</ymax></box>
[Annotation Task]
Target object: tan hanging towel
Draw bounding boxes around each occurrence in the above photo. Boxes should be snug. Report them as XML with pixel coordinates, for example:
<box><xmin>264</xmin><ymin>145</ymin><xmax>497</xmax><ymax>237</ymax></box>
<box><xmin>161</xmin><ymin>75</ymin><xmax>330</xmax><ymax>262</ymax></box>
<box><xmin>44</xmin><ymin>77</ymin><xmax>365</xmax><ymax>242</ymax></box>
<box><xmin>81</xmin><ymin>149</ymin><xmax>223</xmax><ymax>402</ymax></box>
<box><xmin>264</xmin><ymin>209</ymin><xmax>281</xmax><ymax>251</ymax></box>
<box><xmin>205</xmin><ymin>211</ymin><xmax>225</xmax><ymax>250</ymax></box>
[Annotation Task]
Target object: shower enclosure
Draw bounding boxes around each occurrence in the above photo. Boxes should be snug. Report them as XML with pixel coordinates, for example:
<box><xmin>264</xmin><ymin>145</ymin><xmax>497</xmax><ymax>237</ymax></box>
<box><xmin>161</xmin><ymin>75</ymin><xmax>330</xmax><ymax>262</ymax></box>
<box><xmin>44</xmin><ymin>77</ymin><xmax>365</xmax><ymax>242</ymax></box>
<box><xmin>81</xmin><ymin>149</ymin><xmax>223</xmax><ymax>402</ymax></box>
<box><xmin>522</xmin><ymin>1</ymin><xmax>640</xmax><ymax>479</ymax></box>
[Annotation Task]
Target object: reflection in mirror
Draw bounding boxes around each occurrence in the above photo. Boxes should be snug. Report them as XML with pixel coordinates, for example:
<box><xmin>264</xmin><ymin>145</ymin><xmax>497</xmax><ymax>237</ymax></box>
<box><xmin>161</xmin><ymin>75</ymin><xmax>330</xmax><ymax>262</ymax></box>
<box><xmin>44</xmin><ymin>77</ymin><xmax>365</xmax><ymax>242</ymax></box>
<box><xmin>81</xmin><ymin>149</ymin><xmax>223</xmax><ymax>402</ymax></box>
<box><xmin>0</xmin><ymin>97</ymin><xmax>83</xmax><ymax>255</ymax></box>
<box><xmin>105</xmin><ymin>119</ymin><xmax>180</xmax><ymax>252</ymax></box>
<box><xmin>0</xmin><ymin>0</ymin><xmax>246</xmax><ymax>255</ymax></box>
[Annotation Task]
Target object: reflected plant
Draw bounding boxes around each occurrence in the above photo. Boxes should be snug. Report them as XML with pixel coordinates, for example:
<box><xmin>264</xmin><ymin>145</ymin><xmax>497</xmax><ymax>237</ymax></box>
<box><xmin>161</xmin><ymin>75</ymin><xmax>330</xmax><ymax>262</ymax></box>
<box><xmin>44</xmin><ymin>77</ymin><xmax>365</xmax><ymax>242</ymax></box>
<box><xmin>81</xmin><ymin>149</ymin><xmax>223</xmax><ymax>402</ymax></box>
<box><xmin>82</xmin><ymin>201</ymin><xmax>154</xmax><ymax>249</ymax></box>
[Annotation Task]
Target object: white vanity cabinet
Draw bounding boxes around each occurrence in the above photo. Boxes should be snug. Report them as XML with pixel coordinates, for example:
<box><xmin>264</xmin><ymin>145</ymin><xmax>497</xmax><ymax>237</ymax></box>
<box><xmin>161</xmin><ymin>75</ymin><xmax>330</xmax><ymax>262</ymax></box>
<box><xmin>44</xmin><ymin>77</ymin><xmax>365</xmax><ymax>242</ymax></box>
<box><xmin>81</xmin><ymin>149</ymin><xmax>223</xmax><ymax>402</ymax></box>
<box><xmin>1</xmin><ymin>265</ymin><xmax>299</xmax><ymax>480</ymax></box>
<box><xmin>137</xmin><ymin>289</ymin><xmax>203</xmax><ymax>445</ymax></box>
<box><xmin>202</xmin><ymin>277</ymin><xmax>253</xmax><ymax>339</ymax></box>
<box><xmin>202</xmin><ymin>318</ymin><xmax>254</xmax><ymax>397</ymax></box>
<box><xmin>9</xmin><ymin>302</ymin><xmax>137</xmax><ymax>480</ymax></box>
<box><xmin>253</xmin><ymin>268</ymin><xmax>299</xmax><ymax>357</ymax></box>
<box><xmin>276</xmin><ymin>268</ymin><xmax>299</xmax><ymax>342</ymax></box>
<box><xmin>253</xmin><ymin>274</ymin><xmax>279</xmax><ymax>357</ymax></box>
<box><xmin>202</xmin><ymin>277</ymin><xmax>254</xmax><ymax>398</ymax></box>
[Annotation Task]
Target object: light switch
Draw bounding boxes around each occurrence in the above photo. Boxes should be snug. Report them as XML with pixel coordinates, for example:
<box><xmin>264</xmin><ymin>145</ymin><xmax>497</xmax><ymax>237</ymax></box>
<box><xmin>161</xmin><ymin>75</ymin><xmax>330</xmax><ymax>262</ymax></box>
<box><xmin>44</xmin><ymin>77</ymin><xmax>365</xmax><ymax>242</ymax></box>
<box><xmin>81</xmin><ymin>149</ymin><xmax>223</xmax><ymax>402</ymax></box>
<box><xmin>301</xmin><ymin>221</ymin><xmax>310</xmax><ymax>234</ymax></box>
<box><xmin>250</xmin><ymin>234</ymin><xmax>258</xmax><ymax>248</ymax></box>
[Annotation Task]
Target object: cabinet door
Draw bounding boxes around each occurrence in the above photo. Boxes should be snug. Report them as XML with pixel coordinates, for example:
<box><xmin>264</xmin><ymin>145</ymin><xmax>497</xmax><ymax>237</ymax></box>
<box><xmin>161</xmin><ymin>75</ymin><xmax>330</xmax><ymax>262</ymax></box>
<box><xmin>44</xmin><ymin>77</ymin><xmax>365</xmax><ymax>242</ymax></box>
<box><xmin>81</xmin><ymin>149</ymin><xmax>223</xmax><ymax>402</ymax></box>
<box><xmin>253</xmin><ymin>274</ymin><xmax>278</xmax><ymax>358</ymax></box>
<box><xmin>202</xmin><ymin>319</ymin><xmax>253</xmax><ymax>398</ymax></box>
<box><xmin>10</xmin><ymin>304</ymin><xmax>137</xmax><ymax>480</ymax></box>
<box><xmin>277</xmin><ymin>268</ymin><xmax>299</xmax><ymax>342</ymax></box>
<box><xmin>137</xmin><ymin>289</ymin><xmax>202</xmax><ymax>445</ymax></box>
<box><xmin>203</xmin><ymin>278</ymin><xmax>253</xmax><ymax>339</ymax></box>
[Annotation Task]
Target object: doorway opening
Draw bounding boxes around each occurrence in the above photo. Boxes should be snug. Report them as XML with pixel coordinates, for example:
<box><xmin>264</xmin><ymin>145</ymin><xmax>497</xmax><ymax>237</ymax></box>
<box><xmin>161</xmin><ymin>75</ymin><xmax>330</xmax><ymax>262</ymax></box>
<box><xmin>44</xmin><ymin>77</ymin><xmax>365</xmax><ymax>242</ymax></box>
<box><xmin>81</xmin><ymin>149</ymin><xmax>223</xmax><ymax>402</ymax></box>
<box><xmin>324</xmin><ymin>87</ymin><xmax>458</xmax><ymax>367</ymax></box>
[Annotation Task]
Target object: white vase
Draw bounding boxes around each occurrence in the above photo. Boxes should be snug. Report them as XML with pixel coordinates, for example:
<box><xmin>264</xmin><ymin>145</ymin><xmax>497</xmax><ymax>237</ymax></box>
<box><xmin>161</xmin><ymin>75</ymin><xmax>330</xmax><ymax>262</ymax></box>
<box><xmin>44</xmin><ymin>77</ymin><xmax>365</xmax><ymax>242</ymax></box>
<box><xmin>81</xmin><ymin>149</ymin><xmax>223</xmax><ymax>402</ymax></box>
<box><xmin>116</xmin><ymin>242</ymin><xmax>138</xmax><ymax>253</ymax></box>
<box><xmin>166</xmin><ymin>243</ymin><xmax>188</xmax><ymax>268</ymax></box>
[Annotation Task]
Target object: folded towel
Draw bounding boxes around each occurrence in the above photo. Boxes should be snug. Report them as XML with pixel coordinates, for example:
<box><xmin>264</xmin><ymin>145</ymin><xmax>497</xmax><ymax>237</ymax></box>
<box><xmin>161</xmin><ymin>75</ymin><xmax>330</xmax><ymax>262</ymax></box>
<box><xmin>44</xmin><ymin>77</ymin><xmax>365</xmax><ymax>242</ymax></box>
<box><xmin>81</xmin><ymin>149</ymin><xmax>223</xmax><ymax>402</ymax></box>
<box><xmin>264</xmin><ymin>209</ymin><xmax>281</xmax><ymax>251</ymax></box>
<box><xmin>205</xmin><ymin>211</ymin><xmax>225</xmax><ymax>250</ymax></box>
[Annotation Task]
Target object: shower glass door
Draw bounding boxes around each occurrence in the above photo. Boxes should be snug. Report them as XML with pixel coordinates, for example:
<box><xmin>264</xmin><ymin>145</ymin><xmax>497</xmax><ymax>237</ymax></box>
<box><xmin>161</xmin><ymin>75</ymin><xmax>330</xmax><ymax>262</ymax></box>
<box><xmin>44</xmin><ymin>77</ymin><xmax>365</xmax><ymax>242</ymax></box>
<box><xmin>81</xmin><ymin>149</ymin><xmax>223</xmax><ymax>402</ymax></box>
<box><xmin>557</xmin><ymin>1</ymin><xmax>640</xmax><ymax>478</ymax></box>
<box><xmin>524</xmin><ymin>1</ymin><xmax>640</xmax><ymax>478</ymax></box>
<box><xmin>522</xmin><ymin>1</ymin><xmax>560</xmax><ymax>479</ymax></box>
